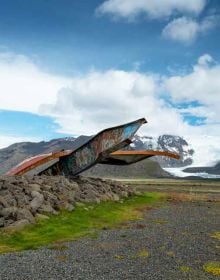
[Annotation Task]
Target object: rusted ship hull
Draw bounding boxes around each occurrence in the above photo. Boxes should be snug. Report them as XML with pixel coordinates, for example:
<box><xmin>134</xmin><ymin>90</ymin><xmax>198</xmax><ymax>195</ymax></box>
<box><xmin>7</xmin><ymin>118</ymin><xmax>147</xmax><ymax>176</ymax></box>
<box><xmin>100</xmin><ymin>150</ymin><xmax>180</xmax><ymax>165</ymax></box>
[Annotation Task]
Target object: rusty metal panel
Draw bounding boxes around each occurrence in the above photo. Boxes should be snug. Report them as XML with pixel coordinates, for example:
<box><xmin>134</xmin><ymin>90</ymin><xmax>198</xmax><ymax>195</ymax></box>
<box><xmin>100</xmin><ymin>150</ymin><xmax>180</xmax><ymax>165</ymax></box>
<box><xmin>41</xmin><ymin>118</ymin><xmax>147</xmax><ymax>176</ymax></box>
<box><xmin>6</xmin><ymin>118</ymin><xmax>147</xmax><ymax>176</ymax></box>
<box><xmin>6</xmin><ymin>150</ymin><xmax>72</xmax><ymax>176</ymax></box>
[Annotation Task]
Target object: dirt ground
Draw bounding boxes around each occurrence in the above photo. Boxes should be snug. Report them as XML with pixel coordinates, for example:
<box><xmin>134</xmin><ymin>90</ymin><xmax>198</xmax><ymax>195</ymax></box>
<box><xmin>0</xmin><ymin>190</ymin><xmax>219</xmax><ymax>280</ymax></box>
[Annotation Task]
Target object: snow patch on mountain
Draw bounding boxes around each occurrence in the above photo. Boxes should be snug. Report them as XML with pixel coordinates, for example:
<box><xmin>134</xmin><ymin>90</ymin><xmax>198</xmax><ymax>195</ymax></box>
<box><xmin>164</xmin><ymin>167</ymin><xmax>220</xmax><ymax>179</ymax></box>
<box><xmin>131</xmin><ymin>134</ymin><xmax>194</xmax><ymax>167</ymax></box>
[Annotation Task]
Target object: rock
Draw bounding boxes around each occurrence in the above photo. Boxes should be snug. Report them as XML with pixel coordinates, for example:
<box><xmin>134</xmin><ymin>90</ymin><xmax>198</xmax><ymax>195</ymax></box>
<box><xmin>35</xmin><ymin>213</ymin><xmax>49</xmax><ymax>220</ymax></box>
<box><xmin>120</xmin><ymin>191</ymin><xmax>128</xmax><ymax>198</ymax></box>
<box><xmin>0</xmin><ymin>217</ymin><xmax>5</xmax><ymax>227</ymax></box>
<box><xmin>112</xmin><ymin>193</ymin><xmax>120</xmax><ymax>201</ymax></box>
<box><xmin>15</xmin><ymin>194</ymin><xmax>30</xmax><ymax>207</ymax></box>
<box><xmin>0</xmin><ymin>207</ymin><xmax>18</xmax><ymax>219</ymax></box>
<box><xmin>0</xmin><ymin>192</ymin><xmax>17</xmax><ymax>207</ymax></box>
<box><xmin>75</xmin><ymin>202</ymin><xmax>85</xmax><ymax>207</ymax></box>
<box><xmin>41</xmin><ymin>184</ymin><xmax>52</xmax><ymax>191</ymax></box>
<box><xmin>0</xmin><ymin>196</ymin><xmax>9</xmax><ymax>208</ymax></box>
<box><xmin>29</xmin><ymin>183</ymin><xmax>41</xmax><ymax>192</ymax></box>
<box><xmin>66</xmin><ymin>191</ymin><xmax>76</xmax><ymax>203</ymax></box>
<box><xmin>0</xmin><ymin>175</ymin><xmax>135</xmax><ymax>229</ymax></box>
<box><xmin>17</xmin><ymin>209</ymin><xmax>35</xmax><ymax>223</ymax></box>
<box><xmin>6</xmin><ymin>219</ymin><xmax>30</xmax><ymax>231</ymax></box>
<box><xmin>63</xmin><ymin>203</ymin><xmax>74</xmax><ymax>212</ymax></box>
<box><xmin>39</xmin><ymin>204</ymin><xmax>57</xmax><ymax>215</ymax></box>
<box><xmin>30</xmin><ymin>191</ymin><xmax>44</xmax><ymax>213</ymax></box>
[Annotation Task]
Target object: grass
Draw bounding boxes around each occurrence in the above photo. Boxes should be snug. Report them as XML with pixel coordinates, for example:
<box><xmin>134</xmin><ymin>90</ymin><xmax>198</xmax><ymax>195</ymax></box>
<box><xmin>211</xmin><ymin>232</ymin><xmax>220</xmax><ymax>241</ymax></box>
<box><xmin>0</xmin><ymin>192</ymin><xmax>163</xmax><ymax>254</ymax></box>
<box><xmin>203</xmin><ymin>261</ymin><xmax>220</xmax><ymax>276</ymax></box>
<box><xmin>179</xmin><ymin>266</ymin><xmax>192</xmax><ymax>273</ymax></box>
<box><xmin>137</xmin><ymin>249</ymin><xmax>149</xmax><ymax>258</ymax></box>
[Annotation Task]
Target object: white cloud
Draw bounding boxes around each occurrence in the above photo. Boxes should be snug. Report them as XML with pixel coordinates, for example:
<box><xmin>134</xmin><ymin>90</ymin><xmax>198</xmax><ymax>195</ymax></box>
<box><xmin>39</xmin><ymin>53</ymin><xmax>220</xmax><ymax>165</ymax></box>
<box><xmin>187</xmin><ymin>134</ymin><xmax>220</xmax><ymax>166</ymax></box>
<box><xmin>97</xmin><ymin>0</ymin><xmax>207</xmax><ymax>20</ymax></box>
<box><xmin>197</xmin><ymin>53</ymin><xmax>214</xmax><ymax>66</ymax></box>
<box><xmin>0</xmin><ymin>52</ymin><xmax>71</xmax><ymax>113</ymax></box>
<box><xmin>39</xmin><ymin>70</ymin><xmax>189</xmax><ymax>136</ymax></box>
<box><xmin>0</xmin><ymin>51</ymin><xmax>219</xmax><ymax>165</ymax></box>
<box><xmin>162</xmin><ymin>16</ymin><xmax>218</xmax><ymax>43</ymax></box>
<box><xmin>0</xmin><ymin>135</ymin><xmax>39</xmax><ymax>149</ymax></box>
<box><xmin>165</xmin><ymin>54</ymin><xmax>220</xmax><ymax>124</ymax></box>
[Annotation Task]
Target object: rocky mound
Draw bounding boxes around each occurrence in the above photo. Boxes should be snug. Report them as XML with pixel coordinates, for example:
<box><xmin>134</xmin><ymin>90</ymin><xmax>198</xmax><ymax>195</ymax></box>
<box><xmin>0</xmin><ymin>176</ymin><xmax>133</xmax><ymax>229</ymax></box>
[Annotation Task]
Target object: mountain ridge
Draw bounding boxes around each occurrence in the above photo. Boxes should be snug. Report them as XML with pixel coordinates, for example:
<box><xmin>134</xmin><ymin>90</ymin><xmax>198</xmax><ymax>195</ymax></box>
<box><xmin>0</xmin><ymin>134</ymin><xmax>193</xmax><ymax>177</ymax></box>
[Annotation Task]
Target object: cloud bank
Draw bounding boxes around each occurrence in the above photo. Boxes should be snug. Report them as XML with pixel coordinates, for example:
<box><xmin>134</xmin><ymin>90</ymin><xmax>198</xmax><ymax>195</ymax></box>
<box><xmin>97</xmin><ymin>0</ymin><xmax>207</xmax><ymax>19</ymax></box>
<box><xmin>162</xmin><ymin>16</ymin><xmax>218</xmax><ymax>43</ymax></box>
<box><xmin>97</xmin><ymin>0</ymin><xmax>218</xmax><ymax>44</ymax></box>
<box><xmin>0</xmin><ymin>51</ymin><xmax>220</xmax><ymax>165</ymax></box>
<box><xmin>0</xmin><ymin>52</ymin><xmax>71</xmax><ymax>113</ymax></box>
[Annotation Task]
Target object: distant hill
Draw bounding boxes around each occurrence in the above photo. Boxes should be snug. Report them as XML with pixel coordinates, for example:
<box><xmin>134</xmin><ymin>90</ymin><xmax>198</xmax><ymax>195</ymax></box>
<box><xmin>0</xmin><ymin>136</ymin><xmax>89</xmax><ymax>175</ymax></box>
<box><xmin>82</xmin><ymin>159</ymin><xmax>172</xmax><ymax>179</ymax></box>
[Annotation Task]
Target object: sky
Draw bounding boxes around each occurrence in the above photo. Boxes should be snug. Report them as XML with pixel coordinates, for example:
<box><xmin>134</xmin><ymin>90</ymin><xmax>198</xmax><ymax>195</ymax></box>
<box><xmin>0</xmin><ymin>0</ymin><xmax>220</xmax><ymax>166</ymax></box>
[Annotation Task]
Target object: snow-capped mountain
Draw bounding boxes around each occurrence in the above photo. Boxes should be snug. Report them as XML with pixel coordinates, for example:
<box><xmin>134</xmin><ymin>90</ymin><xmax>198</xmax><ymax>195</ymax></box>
<box><xmin>130</xmin><ymin>135</ymin><xmax>195</xmax><ymax>167</ymax></box>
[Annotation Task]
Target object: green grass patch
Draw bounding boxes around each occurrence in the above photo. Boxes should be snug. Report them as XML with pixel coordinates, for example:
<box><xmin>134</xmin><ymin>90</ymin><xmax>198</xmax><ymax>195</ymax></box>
<box><xmin>179</xmin><ymin>266</ymin><xmax>192</xmax><ymax>273</ymax></box>
<box><xmin>137</xmin><ymin>249</ymin><xmax>149</xmax><ymax>258</ymax></box>
<box><xmin>211</xmin><ymin>232</ymin><xmax>220</xmax><ymax>241</ymax></box>
<box><xmin>203</xmin><ymin>261</ymin><xmax>220</xmax><ymax>276</ymax></box>
<box><xmin>0</xmin><ymin>192</ymin><xmax>163</xmax><ymax>254</ymax></box>
<box><xmin>150</xmin><ymin>219</ymin><xmax>168</xmax><ymax>224</ymax></box>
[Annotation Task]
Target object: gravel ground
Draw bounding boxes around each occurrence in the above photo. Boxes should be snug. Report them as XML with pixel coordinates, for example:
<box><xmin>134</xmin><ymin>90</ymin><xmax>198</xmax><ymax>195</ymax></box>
<box><xmin>0</xmin><ymin>201</ymin><xmax>219</xmax><ymax>280</ymax></box>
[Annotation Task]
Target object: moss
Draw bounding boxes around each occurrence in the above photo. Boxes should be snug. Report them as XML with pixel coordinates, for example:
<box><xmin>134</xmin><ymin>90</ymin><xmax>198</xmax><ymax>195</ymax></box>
<box><xmin>203</xmin><ymin>261</ymin><xmax>220</xmax><ymax>276</ymax></box>
<box><xmin>54</xmin><ymin>255</ymin><xmax>68</xmax><ymax>262</ymax></box>
<box><xmin>0</xmin><ymin>245</ymin><xmax>17</xmax><ymax>254</ymax></box>
<box><xmin>179</xmin><ymin>266</ymin><xmax>192</xmax><ymax>273</ymax></box>
<box><xmin>0</xmin><ymin>192</ymin><xmax>163</xmax><ymax>254</ymax></box>
<box><xmin>48</xmin><ymin>244</ymin><xmax>69</xmax><ymax>251</ymax></box>
<box><xmin>166</xmin><ymin>251</ymin><xmax>175</xmax><ymax>257</ymax></box>
<box><xmin>151</xmin><ymin>219</ymin><xmax>168</xmax><ymax>224</ymax></box>
<box><xmin>120</xmin><ymin>234</ymin><xmax>127</xmax><ymax>238</ymax></box>
<box><xmin>114</xmin><ymin>255</ymin><xmax>125</xmax><ymax>260</ymax></box>
<box><xmin>211</xmin><ymin>232</ymin><xmax>220</xmax><ymax>241</ymax></box>
<box><xmin>138</xmin><ymin>249</ymin><xmax>149</xmax><ymax>258</ymax></box>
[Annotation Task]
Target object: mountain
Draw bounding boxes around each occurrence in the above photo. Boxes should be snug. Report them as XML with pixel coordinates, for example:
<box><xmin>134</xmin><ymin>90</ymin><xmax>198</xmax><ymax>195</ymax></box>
<box><xmin>82</xmin><ymin>159</ymin><xmax>172</xmax><ymax>178</ymax></box>
<box><xmin>0</xmin><ymin>134</ymin><xmax>193</xmax><ymax>176</ymax></box>
<box><xmin>183</xmin><ymin>162</ymin><xmax>220</xmax><ymax>175</ymax></box>
<box><xmin>130</xmin><ymin>135</ymin><xmax>194</xmax><ymax>167</ymax></box>
<box><xmin>0</xmin><ymin>136</ymin><xmax>90</xmax><ymax>175</ymax></box>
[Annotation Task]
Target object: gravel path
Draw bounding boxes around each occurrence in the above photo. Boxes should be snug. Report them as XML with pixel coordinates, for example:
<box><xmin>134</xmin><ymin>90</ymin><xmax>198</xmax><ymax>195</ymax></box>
<box><xmin>0</xmin><ymin>201</ymin><xmax>219</xmax><ymax>280</ymax></box>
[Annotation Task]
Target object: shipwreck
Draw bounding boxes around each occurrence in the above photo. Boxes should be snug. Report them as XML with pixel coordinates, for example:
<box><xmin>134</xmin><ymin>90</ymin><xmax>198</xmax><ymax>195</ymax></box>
<box><xmin>6</xmin><ymin>118</ymin><xmax>180</xmax><ymax>176</ymax></box>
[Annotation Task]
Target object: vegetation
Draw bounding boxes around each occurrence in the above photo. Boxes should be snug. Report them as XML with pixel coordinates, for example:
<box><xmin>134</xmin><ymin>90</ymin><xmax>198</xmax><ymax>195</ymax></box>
<box><xmin>137</xmin><ymin>249</ymin><xmax>149</xmax><ymax>258</ymax></box>
<box><xmin>203</xmin><ymin>261</ymin><xmax>220</xmax><ymax>276</ymax></box>
<box><xmin>0</xmin><ymin>192</ymin><xmax>163</xmax><ymax>254</ymax></box>
<box><xmin>179</xmin><ymin>266</ymin><xmax>192</xmax><ymax>273</ymax></box>
<box><xmin>211</xmin><ymin>232</ymin><xmax>220</xmax><ymax>241</ymax></box>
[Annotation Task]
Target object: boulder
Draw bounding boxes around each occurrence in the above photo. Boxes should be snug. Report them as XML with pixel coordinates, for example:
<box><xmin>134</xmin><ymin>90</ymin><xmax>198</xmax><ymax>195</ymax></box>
<box><xmin>6</xmin><ymin>219</ymin><xmax>30</xmax><ymax>231</ymax></box>
<box><xmin>30</xmin><ymin>191</ymin><xmax>44</xmax><ymax>213</ymax></box>
<box><xmin>17</xmin><ymin>209</ymin><xmax>35</xmax><ymax>223</ymax></box>
<box><xmin>0</xmin><ymin>175</ymin><xmax>135</xmax><ymax>228</ymax></box>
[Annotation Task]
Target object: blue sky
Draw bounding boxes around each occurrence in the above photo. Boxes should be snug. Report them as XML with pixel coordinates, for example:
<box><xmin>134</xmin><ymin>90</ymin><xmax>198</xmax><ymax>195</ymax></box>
<box><xmin>0</xmin><ymin>0</ymin><xmax>220</xmax><ymax>164</ymax></box>
<box><xmin>1</xmin><ymin>0</ymin><xmax>219</xmax><ymax>75</ymax></box>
